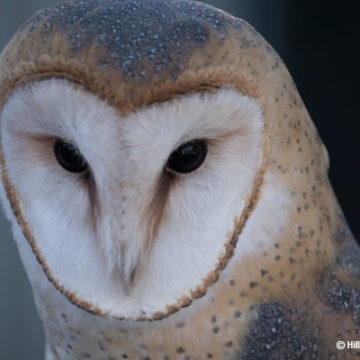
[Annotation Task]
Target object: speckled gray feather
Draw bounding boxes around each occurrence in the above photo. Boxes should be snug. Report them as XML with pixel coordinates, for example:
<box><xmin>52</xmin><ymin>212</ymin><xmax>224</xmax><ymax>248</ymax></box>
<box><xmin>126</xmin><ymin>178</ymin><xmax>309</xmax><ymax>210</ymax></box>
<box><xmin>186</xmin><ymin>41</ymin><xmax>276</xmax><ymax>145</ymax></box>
<box><xmin>23</xmin><ymin>0</ymin><xmax>250</xmax><ymax>82</ymax></box>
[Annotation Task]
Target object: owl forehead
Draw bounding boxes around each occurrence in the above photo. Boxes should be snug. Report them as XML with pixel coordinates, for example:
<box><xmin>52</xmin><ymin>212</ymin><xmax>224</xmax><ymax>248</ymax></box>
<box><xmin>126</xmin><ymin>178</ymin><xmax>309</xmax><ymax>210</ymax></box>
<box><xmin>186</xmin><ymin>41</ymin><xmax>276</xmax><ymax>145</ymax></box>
<box><xmin>22</xmin><ymin>0</ymin><xmax>245</xmax><ymax>83</ymax></box>
<box><xmin>0</xmin><ymin>0</ymin><xmax>274</xmax><ymax>114</ymax></box>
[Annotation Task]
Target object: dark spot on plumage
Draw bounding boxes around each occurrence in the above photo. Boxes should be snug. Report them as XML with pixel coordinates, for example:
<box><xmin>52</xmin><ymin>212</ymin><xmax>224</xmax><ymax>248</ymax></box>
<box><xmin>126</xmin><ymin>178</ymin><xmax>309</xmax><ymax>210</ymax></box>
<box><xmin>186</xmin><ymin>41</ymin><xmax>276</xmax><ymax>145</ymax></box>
<box><xmin>97</xmin><ymin>341</ymin><xmax>106</xmax><ymax>351</ymax></box>
<box><xmin>249</xmin><ymin>281</ymin><xmax>258</xmax><ymax>288</ymax></box>
<box><xmin>212</xmin><ymin>326</ymin><xmax>219</xmax><ymax>334</ymax></box>
<box><xmin>176</xmin><ymin>347</ymin><xmax>185</xmax><ymax>354</ymax></box>
<box><xmin>237</xmin><ymin>302</ymin><xmax>319</xmax><ymax>360</ymax></box>
<box><xmin>104</xmin><ymin>335</ymin><xmax>113</xmax><ymax>343</ymax></box>
<box><xmin>320</xmin><ymin>271</ymin><xmax>360</xmax><ymax>327</ymax></box>
<box><xmin>260</xmin><ymin>269</ymin><xmax>268</xmax><ymax>276</ymax></box>
<box><xmin>297</xmin><ymin>226</ymin><xmax>306</xmax><ymax>239</ymax></box>
<box><xmin>176</xmin><ymin>321</ymin><xmax>185</xmax><ymax>328</ymax></box>
<box><xmin>122</xmin><ymin>354</ymin><xmax>128</xmax><ymax>359</ymax></box>
<box><xmin>332</xmin><ymin>226</ymin><xmax>348</xmax><ymax>246</ymax></box>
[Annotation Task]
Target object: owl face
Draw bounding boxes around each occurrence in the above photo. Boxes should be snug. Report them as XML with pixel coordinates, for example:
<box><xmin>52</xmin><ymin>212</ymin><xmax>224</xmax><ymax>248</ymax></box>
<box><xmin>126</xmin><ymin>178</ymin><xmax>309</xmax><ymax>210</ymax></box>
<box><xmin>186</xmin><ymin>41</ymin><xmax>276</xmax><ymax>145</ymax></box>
<box><xmin>0</xmin><ymin>78</ymin><xmax>264</xmax><ymax>318</ymax></box>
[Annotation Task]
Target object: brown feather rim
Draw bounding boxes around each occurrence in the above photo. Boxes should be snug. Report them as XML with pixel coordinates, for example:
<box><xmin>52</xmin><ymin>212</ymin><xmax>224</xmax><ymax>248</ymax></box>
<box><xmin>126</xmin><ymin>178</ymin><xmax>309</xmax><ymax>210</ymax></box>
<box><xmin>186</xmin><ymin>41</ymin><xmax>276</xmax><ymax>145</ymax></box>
<box><xmin>0</xmin><ymin>57</ymin><xmax>269</xmax><ymax>321</ymax></box>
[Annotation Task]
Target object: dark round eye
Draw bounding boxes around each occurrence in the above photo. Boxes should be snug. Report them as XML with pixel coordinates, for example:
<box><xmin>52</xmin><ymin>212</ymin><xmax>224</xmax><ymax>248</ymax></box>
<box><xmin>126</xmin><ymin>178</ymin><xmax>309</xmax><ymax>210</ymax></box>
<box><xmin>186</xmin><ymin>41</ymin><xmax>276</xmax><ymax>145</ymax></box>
<box><xmin>53</xmin><ymin>139</ymin><xmax>88</xmax><ymax>173</ymax></box>
<box><xmin>166</xmin><ymin>139</ymin><xmax>208</xmax><ymax>174</ymax></box>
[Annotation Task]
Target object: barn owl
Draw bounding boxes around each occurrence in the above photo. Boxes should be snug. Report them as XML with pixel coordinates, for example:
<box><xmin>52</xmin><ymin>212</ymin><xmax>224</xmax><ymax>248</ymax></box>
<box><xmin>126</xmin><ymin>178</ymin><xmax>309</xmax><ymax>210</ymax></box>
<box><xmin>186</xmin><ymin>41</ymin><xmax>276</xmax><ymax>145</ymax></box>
<box><xmin>0</xmin><ymin>0</ymin><xmax>359</xmax><ymax>359</ymax></box>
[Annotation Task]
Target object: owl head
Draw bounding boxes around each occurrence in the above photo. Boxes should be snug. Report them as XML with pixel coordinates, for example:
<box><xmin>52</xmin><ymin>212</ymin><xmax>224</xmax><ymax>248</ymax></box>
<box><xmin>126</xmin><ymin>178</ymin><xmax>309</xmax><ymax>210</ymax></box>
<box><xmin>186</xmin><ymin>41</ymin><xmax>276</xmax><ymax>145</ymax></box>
<box><xmin>0</xmin><ymin>0</ymin><xmax>332</xmax><ymax>321</ymax></box>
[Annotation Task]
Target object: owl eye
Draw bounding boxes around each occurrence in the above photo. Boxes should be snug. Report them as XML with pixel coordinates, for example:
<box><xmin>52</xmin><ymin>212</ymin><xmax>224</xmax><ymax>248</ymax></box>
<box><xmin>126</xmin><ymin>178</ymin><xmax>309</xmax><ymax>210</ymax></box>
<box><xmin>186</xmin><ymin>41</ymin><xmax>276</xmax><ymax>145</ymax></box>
<box><xmin>53</xmin><ymin>139</ymin><xmax>88</xmax><ymax>173</ymax></box>
<box><xmin>166</xmin><ymin>140</ymin><xmax>208</xmax><ymax>174</ymax></box>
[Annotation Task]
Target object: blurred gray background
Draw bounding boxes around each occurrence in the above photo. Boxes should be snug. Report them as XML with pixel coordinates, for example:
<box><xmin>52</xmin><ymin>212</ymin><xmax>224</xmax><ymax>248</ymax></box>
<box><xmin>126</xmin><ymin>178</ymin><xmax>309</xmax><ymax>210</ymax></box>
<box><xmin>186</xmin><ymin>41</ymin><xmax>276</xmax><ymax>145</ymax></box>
<box><xmin>0</xmin><ymin>1</ymin><xmax>359</xmax><ymax>359</ymax></box>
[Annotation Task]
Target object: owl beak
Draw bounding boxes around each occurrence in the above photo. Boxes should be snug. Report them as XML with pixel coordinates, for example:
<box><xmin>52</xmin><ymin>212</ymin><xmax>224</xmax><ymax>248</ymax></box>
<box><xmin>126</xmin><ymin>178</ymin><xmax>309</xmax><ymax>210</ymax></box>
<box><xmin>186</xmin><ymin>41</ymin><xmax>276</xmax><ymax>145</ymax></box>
<box><xmin>116</xmin><ymin>243</ymin><xmax>140</xmax><ymax>296</ymax></box>
<box><xmin>119</xmin><ymin>264</ymin><xmax>137</xmax><ymax>296</ymax></box>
